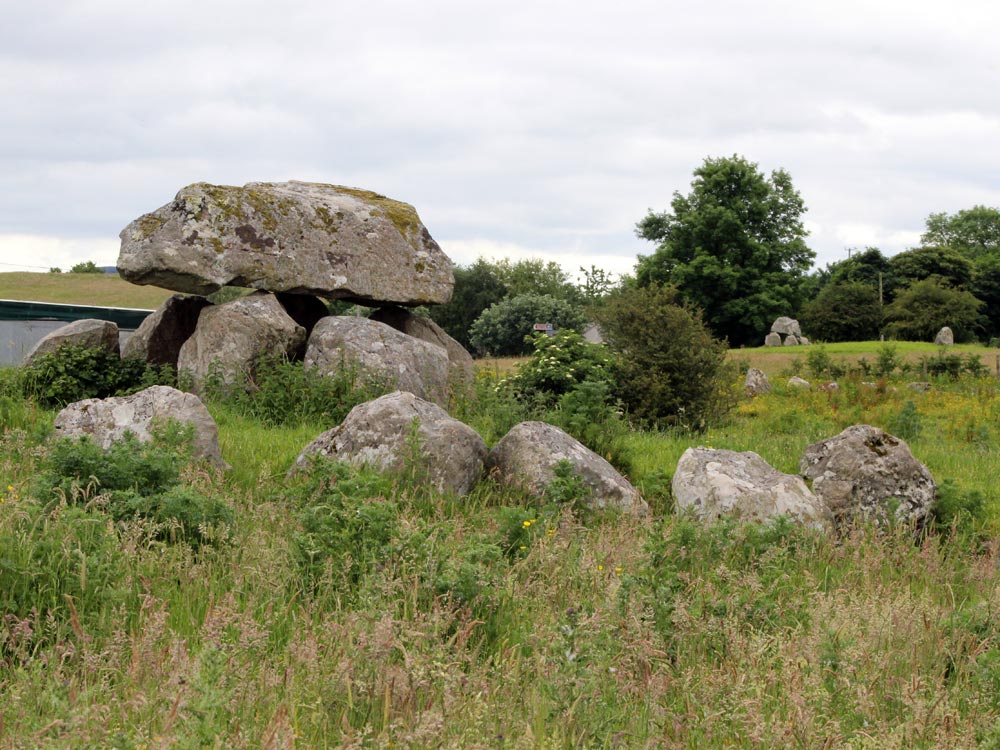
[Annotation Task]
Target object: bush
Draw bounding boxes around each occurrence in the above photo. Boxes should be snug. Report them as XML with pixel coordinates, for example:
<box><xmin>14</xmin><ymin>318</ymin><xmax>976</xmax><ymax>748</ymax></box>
<box><xmin>69</xmin><ymin>260</ymin><xmax>103</xmax><ymax>274</ymax></box>
<box><xmin>468</xmin><ymin>294</ymin><xmax>587</xmax><ymax>356</ymax></box>
<box><xmin>21</xmin><ymin>344</ymin><xmax>174</xmax><ymax>407</ymax></box>
<box><xmin>801</xmin><ymin>281</ymin><xmax>883</xmax><ymax>342</ymax></box>
<box><xmin>883</xmin><ymin>278</ymin><xmax>984</xmax><ymax>342</ymax></box>
<box><xmin>34</xmin><ymin>424</ymin><xmax>232</xmax><ymax>547</ymax></box>
<box><xmin>505</xmin><ymin>330</ymin><xmax>615</xmax><ymax>406</ymax></box>
<box><xmin>201</xmin><ymin>354</ymin><xmax>389</xmax><ymax>428</ymax></box>
<box><xmin>592</xmin><ymin>284</ymin><xmax>734</xmax><ymax>430</ymax></box>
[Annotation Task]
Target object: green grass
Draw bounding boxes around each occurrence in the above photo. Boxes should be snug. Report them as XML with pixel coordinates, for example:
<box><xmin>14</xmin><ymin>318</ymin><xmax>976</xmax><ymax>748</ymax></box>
<box><xmin>0</xmin><ymin>271</ymin><xmax>174</xmax><ymax>309</ymax></box>
<box><xmin>4</xmin><ymin>367</ymin><xmax>1000</xmax><ymax>747</ymax></box>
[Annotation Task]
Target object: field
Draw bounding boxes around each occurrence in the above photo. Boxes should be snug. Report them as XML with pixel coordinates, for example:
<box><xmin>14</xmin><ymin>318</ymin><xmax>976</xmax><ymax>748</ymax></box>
<box><xmin>3</xmin><ymin>351</ymin><xmax>1000</xmax><ymax>748</ymax></box>
<box><xmin>0</xmin><ymin>272</ymin><xmax>173</xmax><ymax>310</ymax></box>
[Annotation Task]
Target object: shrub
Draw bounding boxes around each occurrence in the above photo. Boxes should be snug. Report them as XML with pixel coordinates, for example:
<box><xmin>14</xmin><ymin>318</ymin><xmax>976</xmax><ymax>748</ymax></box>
<box><xmin>201</xmin><ymin>354</ymin><xmax>389</xmax><ymax>428</ymax></box>
<box><xmin>69</xmin><ymin>260</ymin><xmax>103</xmax><ymax>274</ymax></box>
<box><xmin>801</xmin><ymin>281</ymin><xmax>883</xmax><ymax>342</ymax></box>
<box><xmin>883</xmin><ymin>278</ymin><xmax>984</xmax><ymax>342</ymax></box>
<box><xmin>468</xmin><ymin>293</ymin><xmax>587</xmax><ymax>356</ymax></box>
<box><xmin>505</xmin><ymin>330</ymin><xmax>615</xmax><ymax>406</ymax></box>
<box><xmin>592</xmin><ymin>284</ymin><xmax>734</xmax><ymax>430</ymax></box>
<box><xmin>21</xmin><ymin>344</ymin><xmax>173</xmax><ymax>407</ymax></box>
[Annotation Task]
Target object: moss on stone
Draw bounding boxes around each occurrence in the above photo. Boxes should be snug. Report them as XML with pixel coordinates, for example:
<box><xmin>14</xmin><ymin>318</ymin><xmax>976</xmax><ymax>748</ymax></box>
<box><xmin>134</xmin><ymin>213</ymin><xmax>169</xmax><ymax>240</ymax></box>
<box><xmin>336</xmin><ymin>187</ymin><xmax>422</xmax><ymax>239</ymax></box>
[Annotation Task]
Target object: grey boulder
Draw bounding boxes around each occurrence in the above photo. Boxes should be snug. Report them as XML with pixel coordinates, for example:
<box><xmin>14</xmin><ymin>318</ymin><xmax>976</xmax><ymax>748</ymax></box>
<box><xmin>485</xmin><ymin>421</ymin><xmax>647</xmax><ymax>515</ymax></box>
<box><xmin>934</xmin><ymin>326</ymin><xmax>954</xmax><ymax>346</ymax></box>
<box><xmin>178</xmin><ymin>293</ymin><xmax>306</xmax><ymax>391</ymax></box>
<box><xmin>369</xmin><ymin>306</ymin><xmax>475</xmax><ymax>386</ymax></box>
<box><xmin>800</xmin><ymin>424</ymin><xmax>936</xmax><ymax>531</ymax></box>
<box><xmin>764</xmin><ymin>332</ymin><xmax>782</xmax><ymax>347</ymax></box>
<box><xmin>24</xmin><ymin>319</ymin><xmax>119</xmax><ymax>365</ymax></box>
<box><xmin>744</xmin><ymin>367</ymin><xmax>771</xmax><ymax>396</ymax></box>
<box><xmin>771</xmin><ymin>317</ymin><xmax>802</xmax><ymax>337</ymax></box>
<box><xmin>291</xmin><ymin>391</ymin><xmax>487</xmax><ymax>495</ymax></box>
<box><xmin>787</xmin><ymin>376</ymin><xmax>811</xmax><ymax>390</ymax></box>
<box><xmin>304</xmin><ymin>316</ymin><xmax>450</xmax><ymax>407</ymax></box>
<box><xmin>673</xmin><ymin>447</ymin><xmax>833</xmax><ymax>532</ymax></box>
<box><xmin>118</xmin><ymin>181</ymin><xmax>454</xmax><ymax>306</ymax></box>
<box><xmin>52</xmin><ymin>385</ymin><xmax>226</xmax><ymax>466</ymax></box>
<box><xmin>121</xmin><ymin>294</ymin><xmax>211</xmax><ymax>367</ymax></box>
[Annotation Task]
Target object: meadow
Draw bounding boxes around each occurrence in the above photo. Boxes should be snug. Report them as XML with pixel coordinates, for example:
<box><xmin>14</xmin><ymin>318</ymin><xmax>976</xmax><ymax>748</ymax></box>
<box><xmin>3</xmin><ymin>347</ymin><xmax>1000</xmax><ymax>749</ymax></box>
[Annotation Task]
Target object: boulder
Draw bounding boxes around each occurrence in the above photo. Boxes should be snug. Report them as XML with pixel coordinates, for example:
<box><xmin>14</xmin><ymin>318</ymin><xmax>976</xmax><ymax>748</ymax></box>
<box><xmin>24</xmin><ymin>319</ymin><xmax>119</xmax><ymax>365</ymax></box>
<box><xmin>52</xmin><ymin>385</ymin><xmax>226</xmax><ymax>466</ymax></box>
<box><xmin>744</xmin><ymin>368</ymin><xmax>771</xmax><ymax>396</ymax></box>
<box><xmin>818</xmin><ymin>381</ymin><xmax>839</xmax><ymax>392</ymax></box>
<box><xmin>783</xmin><ymin>335</ymin><xmax>800</xmax><ymax>346</ymax></box>
<box><xmin>799</xmin><ymin>336</ymin><xmax>811</xmax><ymax>346</ymax></box>
<box><xmin>369</xmin><ymin>306</ymin><xmax>475</xmax><ymax>385</ymax></box>
<box><xmin>121</xmin><ymin>294</ymin><xmax>211</xmax><ymax>367</ymax></box>
<box><xmin>934</xmin><ymin>326</ymin><xmax>954</xmax><ymax>346</ymax></box>
<box><xmin>771</xmin><ymin>317</ymin><xmax>802</xmax><ymax>337</ymax></box>
<box><xmin>764</xmin><ymin>332</ymin><xmax>782</xmax><ymax>347</ymax></box>
<box><xmin>117</xmin><ymin>181</ymin><xmax>454</xmax><ymax>306</ymax></box>
<box><xmin>178</xmin><ymin>293</ymin><xmax>306</xmax><ymax>391</ymax></box>
<box><xmin>304</xmin><ymin>316</ymin><xmax>450</xmax><ymax>407</ymax></box>
<box><xmin>291</xmin><ymin>391</ymin><xmax>486</xmax><ymax>495</ymax></box>
<box><xmin>787</xmin><ymin>376</ymin><xmax>811</xmax><ymax>390</ymax></box>
<box><xmin>907</xmin><ymin>382</ymin><xmax>932</xmax><ymax>392</ymax></box>
<box><xmin>672</xmin><ymin>448</ymin><xmax>833</xmax><ymax>532</ymax></box>
<box><xmin>799</xmin><ymin>424</ymin><xmax>936</xmax><ymax>531</ymax></box>
<box><xmin>485</xmin><ymin>421</ymin><xmax>647</xmax><ymax>515</ymax></box>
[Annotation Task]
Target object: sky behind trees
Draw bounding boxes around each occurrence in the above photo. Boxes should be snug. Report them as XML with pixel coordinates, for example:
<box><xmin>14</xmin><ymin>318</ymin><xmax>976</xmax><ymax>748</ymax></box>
<box><xmin>1</xmin><ymin>0</ymin><xmax>999</xmax><ymax>278</ymax></box>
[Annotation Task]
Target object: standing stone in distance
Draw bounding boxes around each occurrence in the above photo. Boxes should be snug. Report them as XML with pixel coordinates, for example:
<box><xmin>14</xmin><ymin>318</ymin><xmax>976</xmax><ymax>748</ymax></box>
<box><xmin>485</xmin><ymin>421</ymin><xmax>647</xmax><ymax>515</ymax></box>
<box><xmin>763</xmin><ymin>332</ymin><xmax>782</xmax><ymax>347</ymax></box>
<box><xmin>800</xmin><ymin>424</ymin><xmax>937</xmax><ymax>531</ymax></box>
<box><xmin>291</xmin><ymin>391</ymin><xmax>487</xmax><ymax>495</ymax></box>
<box><xmin>178</xmin><ymin>293</ymin><xmax>305</xmax><ymax>391</ymax></box>
<box><xmin>24</xmin><ymin>319</ymin><xmax>120</xmax><ymax>366</ymax></box>
<box><xmin>744</xmin><ymin>368</ymin><xmax>771</xmax><ymax>396</ymax></box>
<box><xmin>304</xmin><ymin>316</ymin><xmax>450</xmax><ymax>407</ymax></box>
<box><xmin>787</xmin><ymin>376</ymin><xmax>811</xmax><ymax>390</ymax></box>
<box><xmin>122</xmin><ymin>294</ymin><xmax>211</xmax><ymax>367</ymax></box>
<box><xmin>934</xmin><ymin>326</ymin><xmax>954</xmax><ymax>346</ymax></box>
<box><xmin>117</xmin><ymin>181</ymin><xmax>454</xmax><ymax>306</ymax></box>
<box><xmin>52</xmin><ymin>385</ymin><xmax>226</xmax><ymax>466</ymax></box>
<box><xmin>673</xmin><ymin>447</ymin><xmax>833</xmax><ymax>532</ymax></box>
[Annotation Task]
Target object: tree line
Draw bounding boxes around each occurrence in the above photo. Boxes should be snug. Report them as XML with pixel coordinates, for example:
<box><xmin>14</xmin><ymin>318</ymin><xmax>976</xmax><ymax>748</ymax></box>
<box><xmin>434</xmin><ymin>155</ymin><xmax>1000</xmax><ymax>353</ymax></box>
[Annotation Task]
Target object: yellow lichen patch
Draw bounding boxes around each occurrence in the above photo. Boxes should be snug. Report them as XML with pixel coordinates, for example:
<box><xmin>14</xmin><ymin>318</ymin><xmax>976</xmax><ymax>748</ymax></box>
<box><xmin>133</xmin><ymin>213</ymin><xmax>169</xmax><ymax>240</ymax></box>
<box><xmin>335</xmin><ymin>186</ymin><xmax>422</xmax><ymax>239</ymax></box>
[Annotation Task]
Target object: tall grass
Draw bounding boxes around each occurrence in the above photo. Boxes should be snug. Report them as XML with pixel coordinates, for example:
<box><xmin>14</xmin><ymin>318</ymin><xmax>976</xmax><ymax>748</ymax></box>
<box><xmin>2</xmin><ymin>367</ymin><xmax>1000</xmax><ymax>747</ymax></box>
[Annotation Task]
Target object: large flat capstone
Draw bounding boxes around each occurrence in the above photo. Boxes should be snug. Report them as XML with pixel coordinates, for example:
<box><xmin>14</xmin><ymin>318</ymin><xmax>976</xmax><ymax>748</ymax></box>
<box><xmin>117</xmin><ymin>181</ymin><xmax>454</xmax><ymax>306</ymax></box>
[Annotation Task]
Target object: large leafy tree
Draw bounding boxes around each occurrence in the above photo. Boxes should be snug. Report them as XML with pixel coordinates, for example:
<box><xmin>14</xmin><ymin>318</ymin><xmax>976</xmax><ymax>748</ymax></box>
<box><xmin>823</xmin><ymin>247</ymin><xmax>898</xmax><ymax>303</ymax></box>
<box><xmin>888</xmin><ymin>245</ymin><xmax>974</xmax><ymax>291</ymax></box>
<box><xmin>883</xmin><ymin>278</ymin><xmax>983</xmax><ymax>343</ymax></box>
<box><xmin>921</xmin><ymin>205</ymin><xmax>1000</xmax><ymax>260</ymax></box>
<box><xmin>801</xmin><ymin>281</ymin><xmax>883</xmax><ymax>343</ymax></box>
<box><xmin>635</xmin><ymin>155</ymin><xmax>814</xmax><ymax>346</ymax></box>
<box><xmin>428</xmin><ymin>258</ymin><xmax>509</xmax><ymax>349</ymax></box>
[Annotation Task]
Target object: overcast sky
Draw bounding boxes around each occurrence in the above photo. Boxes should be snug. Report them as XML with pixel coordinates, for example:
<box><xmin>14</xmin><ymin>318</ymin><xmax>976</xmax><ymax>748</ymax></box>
<box><xmin>2</xmin><ymin>0</ymin><xmax>999</xmax><ymax>282</ymax></box>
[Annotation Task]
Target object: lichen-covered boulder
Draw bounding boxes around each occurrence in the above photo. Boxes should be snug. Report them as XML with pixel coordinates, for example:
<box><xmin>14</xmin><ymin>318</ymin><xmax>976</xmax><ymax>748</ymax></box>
<box><xmin>771</xmin><ymin>317</ymin><xmax>802</xmax><ymax>337</ymax></box>
<box><xmin>291</xmin><ymin>391</ymin><xmax>486</xmax><ymax>495</ymax></box>
<box><xmin>744</xmin><ymin>368</ymin><xmax>771</xmax><ymax>396</ymax></box>
<box><xmin>304</xmin><ymin>316</ymin><xmax>450</xmax><ymax>407</ymax></box>
<box><xmin>787</xmin><ymin>376</ymin><xmax>811</xmax><ymax>390</ymax></box>
<box><xmin>799</xmin><ymin>424</ymin><xmax>936</xmax><ymax>531</ymax></box>
<box><xmin>178</xmin><ymin>293</ymin><xmax>305</xmax><ymax>391</ymax></box>
<box><xmin>121</xmin><ymin>294</ymin><xmax>211</xmax><ymax>367</ymax></box>
<box><xmin>369</xmin><ymin>306</ymin><xmax>474</xmax><ymax>385</ymax></box>
<box><xmin>763</xmin><ymin>332</ymin><xmax>782</xmax><ymax>347</ymax></box>
<box><xmin>24</xmin><ymin>319</ymin><xmax>119</xmax><ymax>365</ymax></box>
<box><xmin>117</xmin><ymin>181</ymin><xmax>454</xmax><ymax>306</ymax></box>
<box><xmin>673</xmin><ymin>448</ymin><xmax>833</xmax><ymax>532</ymax></box>
<box><xmin>783</xmin><ymin>335</ymin><xmax>800</xmax><ymax>346</ymax></box>
<box><xmin>52</xmin><ymin>385</ymin><xmax>226</xmax><ymax>466</ymax></box>
<box><xmin>485</xmin><ymin>421</ymin><xmax>647</xmax><ymax>515</ymax></box>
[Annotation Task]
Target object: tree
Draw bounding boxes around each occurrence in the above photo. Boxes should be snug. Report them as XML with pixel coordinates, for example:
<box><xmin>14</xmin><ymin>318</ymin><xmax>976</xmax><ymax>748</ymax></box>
<box><xmin>592</xmin><ymin>284</ymin><xmax>733</xmax><ymax>429</ymax></box>
<box><xmin>577</xmin><ymin>265</ymin><xmax>619</xmax><ymax>305</ymax></box>
<box><xmin>801</xmin><ymin>282</ymin><xmax>883</xmax><ymax>342</ymax></box>
<box><xmin>69</xmin><ymin>260</ymin><xmax>103</xmax><ymax>274</ymax></box>
<box><xmin>822</xmin><ymin>247</ymin><xmax>898</xmax><ymax>303</ymax></box>
<box><xmin>921</xmin><ymin>205</ymin><xmax>1000</xmax><ymax>260</ymax></box>
<box><xmin>883</xmin><ymin>278</ymin><xmax>983</xmax><ymax>343</ymax></box>
<box><xmin>888</xmin><ymin>246</ymin><xmax>973</xmax><ymax>290</ymax></box>
<box><xmin>493</xmin><ymin>258</ymin><xmax>582</xmax><ymax>304</ymax></box>
<box><xmin>971</xmin><ymin>255</ymin><xmax>1000</xmax><ymax>339</ymax></box>
<box><xmin>468</xmin><ymin>294</ymin><xmax>587</xmax><ymax>356</ymax></box>
<box><xmin>427</xmin><ymin>258</ymin><xmax>509</xmax><ymax>349</ymax></box>
<box><xmin>635</xmin><ymin>155</ymin><xmax>814</xmax><ymax>346</ymax></box>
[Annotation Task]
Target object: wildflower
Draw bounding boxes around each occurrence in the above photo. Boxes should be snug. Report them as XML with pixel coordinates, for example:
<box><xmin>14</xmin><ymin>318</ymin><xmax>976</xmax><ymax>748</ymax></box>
<box><xmin>547</xmin><ymin>528</ymin><xmax>555</xmax><ymax>535</ymax></box>
<box><xmin>615</xmin><ymin>567</ymin><xmax>623</xmax><ymax>573</ymax></box>
<box><xmin>519</xmin><ymin>545</ymin><xmax>526</xmax><ymax>550</ymax></box>
<box><xmin>598</xmin><ymin>564</ymin><xmax>604</xmax><ymax>571</ymax></box>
